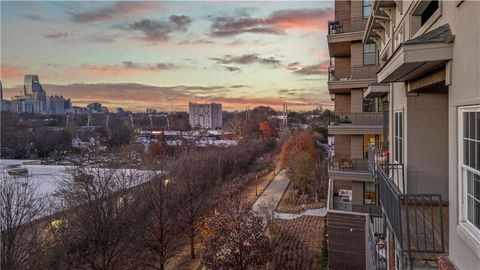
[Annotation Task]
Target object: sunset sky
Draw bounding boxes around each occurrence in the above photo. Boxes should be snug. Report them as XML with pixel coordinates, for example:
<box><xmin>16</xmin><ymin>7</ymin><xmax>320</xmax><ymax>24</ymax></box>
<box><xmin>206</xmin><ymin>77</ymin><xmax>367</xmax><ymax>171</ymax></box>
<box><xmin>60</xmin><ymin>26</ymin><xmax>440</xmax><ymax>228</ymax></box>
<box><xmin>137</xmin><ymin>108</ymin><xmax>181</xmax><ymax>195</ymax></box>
<box><xmin>1</xmin><ymin>1</ymin><xmax>333</xmax><ymax>112</ymax></box>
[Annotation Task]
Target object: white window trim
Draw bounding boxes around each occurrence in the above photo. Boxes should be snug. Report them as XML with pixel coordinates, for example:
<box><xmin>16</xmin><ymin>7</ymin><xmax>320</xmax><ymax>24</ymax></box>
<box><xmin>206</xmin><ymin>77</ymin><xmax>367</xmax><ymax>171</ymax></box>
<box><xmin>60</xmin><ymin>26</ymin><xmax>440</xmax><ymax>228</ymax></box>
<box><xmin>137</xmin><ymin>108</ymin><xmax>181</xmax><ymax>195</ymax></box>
<box><xmin>393</xmin><ymin>110</ymin><xmax>403</xmax><ymax>164</ymax></box>
<box><xmin>457</xmin><ymin>105</ymin><xmax>480</xmax><ymax>258</ymax></box>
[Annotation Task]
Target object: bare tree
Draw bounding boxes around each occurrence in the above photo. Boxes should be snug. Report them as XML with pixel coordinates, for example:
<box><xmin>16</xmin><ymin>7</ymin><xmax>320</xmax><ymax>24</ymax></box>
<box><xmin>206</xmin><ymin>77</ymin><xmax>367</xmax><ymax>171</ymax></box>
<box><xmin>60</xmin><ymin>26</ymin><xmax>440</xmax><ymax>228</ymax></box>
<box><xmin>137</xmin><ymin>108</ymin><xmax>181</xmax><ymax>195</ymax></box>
<box><xmin>202</xmin><ymin>197</ymin><xmax>271</xmax><ymax>270</ymax></box>
<box><xmin>170</xmin><ymin>149</ymin><xmax>219</xmax><ymax>259</ymax></box>
<box><xmin>50</xmin><ymin>159</ymin><xmax>146</xmax><ymax>270</ymax></box>
<box><xmin>140</xmin><ymin>165</ymin><xmax>183</xmax><ymax>270</ymax></box>
<box><xmin>0</xmin><ymin>171</ymin><xmax>46</xmax><ymax>270</ymax></box>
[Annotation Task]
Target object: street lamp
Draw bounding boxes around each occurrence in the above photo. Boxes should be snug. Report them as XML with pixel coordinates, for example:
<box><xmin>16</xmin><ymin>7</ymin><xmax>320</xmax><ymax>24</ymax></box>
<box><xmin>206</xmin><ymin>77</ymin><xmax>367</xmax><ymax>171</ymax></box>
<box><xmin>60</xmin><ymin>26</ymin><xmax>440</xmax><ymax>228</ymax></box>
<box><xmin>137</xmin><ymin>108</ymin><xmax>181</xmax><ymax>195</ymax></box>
<box><xmin>163</xmin><ymin>178</ymin><xmax>171</xmax><ymax>187</ymax></box>
<box><xmin>255</xmin><ymin>174</ymin><xmax>258</xmax><ymax>196</ymax></box>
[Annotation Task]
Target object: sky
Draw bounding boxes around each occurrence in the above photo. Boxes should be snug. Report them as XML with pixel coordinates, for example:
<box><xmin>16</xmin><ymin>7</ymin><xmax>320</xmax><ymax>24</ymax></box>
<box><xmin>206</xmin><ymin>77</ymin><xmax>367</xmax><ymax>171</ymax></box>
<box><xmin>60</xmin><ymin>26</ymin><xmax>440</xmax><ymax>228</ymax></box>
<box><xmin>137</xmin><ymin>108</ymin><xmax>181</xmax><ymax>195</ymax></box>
<box><xmin>1</xmin><ymin>0</ymin><xmax>333</xmax><ymax>112</ymax></box>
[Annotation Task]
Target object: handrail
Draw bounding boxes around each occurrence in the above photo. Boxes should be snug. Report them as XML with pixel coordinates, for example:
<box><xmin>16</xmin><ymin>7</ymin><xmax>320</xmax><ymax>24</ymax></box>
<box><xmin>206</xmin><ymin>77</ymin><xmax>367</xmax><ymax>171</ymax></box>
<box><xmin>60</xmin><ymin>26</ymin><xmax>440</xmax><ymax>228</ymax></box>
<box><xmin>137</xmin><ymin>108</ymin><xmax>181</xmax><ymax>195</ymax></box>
<box><xmin>330</xmin><ymin>112</ymin><xmax>384</xmax><ymax>126</ymax></box>
<box><xmin>332</xmin><ymin>202</ymin><xmax>381</xmax><ymax>215</ymax></box>
<box><xmin>328</xmin><ymin>17</ymin><xmax>368</xmax><ymax>34</ymax></box>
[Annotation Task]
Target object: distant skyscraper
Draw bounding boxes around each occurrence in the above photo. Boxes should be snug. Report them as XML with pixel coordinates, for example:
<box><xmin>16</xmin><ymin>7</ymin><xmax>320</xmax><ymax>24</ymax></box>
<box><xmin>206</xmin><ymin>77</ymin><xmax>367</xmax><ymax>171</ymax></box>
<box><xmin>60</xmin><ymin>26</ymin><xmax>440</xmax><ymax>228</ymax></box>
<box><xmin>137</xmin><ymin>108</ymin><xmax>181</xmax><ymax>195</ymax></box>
<box><xmin>46</xmin><ymin>95</ymin><xmax>67</xmax><ymax>114</ymax></box>
<box><xmin>23</xmin><ymin>75</ymin><xmax>46</xmax><ymax>112</ymax></box>
<box><xmin>189</xmin><ymin>102</ymin><xmax>222</xmax><ymax>129</ymax></box>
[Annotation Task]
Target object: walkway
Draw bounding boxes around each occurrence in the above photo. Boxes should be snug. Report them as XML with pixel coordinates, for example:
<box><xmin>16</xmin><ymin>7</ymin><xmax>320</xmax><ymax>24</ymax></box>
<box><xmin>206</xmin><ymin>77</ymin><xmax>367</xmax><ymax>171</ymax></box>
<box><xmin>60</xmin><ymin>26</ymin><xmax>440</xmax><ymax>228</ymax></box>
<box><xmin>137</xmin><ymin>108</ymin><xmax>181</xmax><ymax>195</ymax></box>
<box><xmin>252</xmin><ymin>169</ymin><xmax>290</xmax><ymax>223</ymax></box>
<box><xmin>274</xmin><ymin>208</ymin><xmax>327</xmax><ymax>220</ymax></box>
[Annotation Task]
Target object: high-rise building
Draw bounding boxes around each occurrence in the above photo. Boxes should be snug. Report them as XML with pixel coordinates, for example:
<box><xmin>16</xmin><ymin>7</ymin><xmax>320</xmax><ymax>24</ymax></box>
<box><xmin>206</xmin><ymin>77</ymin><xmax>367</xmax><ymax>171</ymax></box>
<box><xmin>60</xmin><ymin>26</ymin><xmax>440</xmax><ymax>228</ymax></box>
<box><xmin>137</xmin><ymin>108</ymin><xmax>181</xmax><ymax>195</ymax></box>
<box><xmin>46</xmin><ymin>95</ymin><xmax>67</xmax><ymax>114</ymax></box>
<box><xmin>11</xmin><ymin>95</ymin><xmax>42</xmax><ymax>114</ymax></box>
<box><xmin>23</xmin><ymin>75</ymin><xmax>46</xmax><ymax>112</ymax></box>
<box><xmin>189</xmin><ymin>102</ymin><xmax>222</xmax><ymax>129</ymax></box>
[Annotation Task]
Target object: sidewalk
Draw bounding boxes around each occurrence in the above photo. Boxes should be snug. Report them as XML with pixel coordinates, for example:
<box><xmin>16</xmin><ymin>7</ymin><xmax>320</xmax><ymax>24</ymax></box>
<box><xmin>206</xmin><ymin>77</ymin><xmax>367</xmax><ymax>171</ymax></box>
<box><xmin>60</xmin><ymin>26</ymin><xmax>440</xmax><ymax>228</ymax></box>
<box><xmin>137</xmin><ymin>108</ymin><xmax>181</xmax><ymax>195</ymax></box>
<box><xmin>252</xmin><ymin>169</ymin><xmax>290</xmax><ymax>222</ymax></box>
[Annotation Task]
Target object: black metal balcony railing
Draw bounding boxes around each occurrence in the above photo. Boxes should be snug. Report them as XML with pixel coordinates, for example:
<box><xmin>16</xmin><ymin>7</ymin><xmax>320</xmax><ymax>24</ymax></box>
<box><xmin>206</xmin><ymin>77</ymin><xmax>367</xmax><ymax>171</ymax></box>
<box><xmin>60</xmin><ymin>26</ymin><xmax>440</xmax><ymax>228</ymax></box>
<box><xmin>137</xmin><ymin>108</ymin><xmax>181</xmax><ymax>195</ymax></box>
<box><xmin>332</xmin><ymin>202</ymin><xmax>382</xmax><ymax>215</ymax></box>
<box><xmin>329</xmin><ymin>112</ymin><xmax>384</xmax><ymax>126</ymax></box>
<box><xmin>329</xmin><ymin>157</ymin><xmax>369</xmax><ymax>172</ymax></box>
<box><xmin>351</xmin><ymin>65</ymin><xmax>380</xmax><ymax>79</ymax></box>
<box><xmin>328</xmin><ymin>64</ymin><xmax>379</xmax><ymax>82</ymax></box>
<box><xmin>376</xmin><ymin>164</ymin><xmax>446</xmax><ymax>261</ymax></box>
<box><xmin>368</xmin><ymin>144</ymin><xmax>389</xmax><ymax>176</ymax></box>
<box><xmin>328</xmin><ymin>17</ymin><xmax>368</xmax><ymax>35</ymax></box>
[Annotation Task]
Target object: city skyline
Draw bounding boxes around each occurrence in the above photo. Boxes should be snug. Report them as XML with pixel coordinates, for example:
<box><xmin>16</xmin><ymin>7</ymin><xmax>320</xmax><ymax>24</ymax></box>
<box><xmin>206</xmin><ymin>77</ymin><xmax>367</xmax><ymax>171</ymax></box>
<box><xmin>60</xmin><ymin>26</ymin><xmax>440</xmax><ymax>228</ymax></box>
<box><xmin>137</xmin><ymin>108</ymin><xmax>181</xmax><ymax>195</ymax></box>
<box><xmin>0</xmin><ymin>1</ymin><xmax>333</xmax><ymax>112</ymax></box>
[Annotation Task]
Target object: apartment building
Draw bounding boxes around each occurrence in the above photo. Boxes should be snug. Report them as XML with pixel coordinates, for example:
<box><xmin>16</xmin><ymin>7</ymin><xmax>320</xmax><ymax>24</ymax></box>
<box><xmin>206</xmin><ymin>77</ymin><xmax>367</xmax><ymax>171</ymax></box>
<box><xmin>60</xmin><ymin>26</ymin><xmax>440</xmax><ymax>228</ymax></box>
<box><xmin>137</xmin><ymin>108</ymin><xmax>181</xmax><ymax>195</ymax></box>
<box><xmin>326</xmin><ymin>1</ymin><xmax>387</xmax><ymax>269</ymax></box>
<box><xmin>364</xmin><ymin>0</ymin><xmax>480</xmax><ymax>269</ymax></box>
<box><xmin>188</xmin><ymin>102</ymin><xmax>223</xmax><ymax>129</ymax></box>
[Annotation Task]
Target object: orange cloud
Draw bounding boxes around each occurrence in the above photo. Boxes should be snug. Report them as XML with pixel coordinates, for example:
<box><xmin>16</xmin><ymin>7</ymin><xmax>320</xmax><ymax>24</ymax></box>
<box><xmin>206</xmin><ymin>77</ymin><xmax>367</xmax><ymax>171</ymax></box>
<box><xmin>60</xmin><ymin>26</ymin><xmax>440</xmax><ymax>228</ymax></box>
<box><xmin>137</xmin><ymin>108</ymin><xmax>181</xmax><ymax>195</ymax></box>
<box><xmin>64</xmin><ymin>62</ymin><xmax>178</xmax><ymax>77</ymax></box>
<box><xmin>1</xmin><ymin>64</ymin><xmax>24</xmax><ymax>80</ymax></box>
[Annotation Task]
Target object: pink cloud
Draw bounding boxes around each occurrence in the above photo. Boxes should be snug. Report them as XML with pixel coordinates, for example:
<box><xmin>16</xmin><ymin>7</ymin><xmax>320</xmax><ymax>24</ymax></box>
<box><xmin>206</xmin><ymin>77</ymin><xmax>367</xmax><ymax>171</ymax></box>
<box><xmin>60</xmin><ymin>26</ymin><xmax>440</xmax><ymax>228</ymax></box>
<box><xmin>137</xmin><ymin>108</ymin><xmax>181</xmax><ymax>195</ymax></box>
<box><xmin>70</xmin><ymin>2</ymin><xmax>162</xmax><ymax>23</ymax></box>
<box><xmin>1</xmin><ymin>64</ymin><xmax>24</xmax><ymax>80</ymax></box>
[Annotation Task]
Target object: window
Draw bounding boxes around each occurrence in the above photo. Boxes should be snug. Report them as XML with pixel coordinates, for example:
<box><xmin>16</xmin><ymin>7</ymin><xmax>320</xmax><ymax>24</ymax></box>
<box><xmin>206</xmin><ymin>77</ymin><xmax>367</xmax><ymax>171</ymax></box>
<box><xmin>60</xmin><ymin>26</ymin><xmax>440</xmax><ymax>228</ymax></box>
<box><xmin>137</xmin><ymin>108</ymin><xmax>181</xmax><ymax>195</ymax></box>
<box><xmin>394</xmin><ymin>111</ymin><xmax>403</xmax><ymax>163</ymax></box>
<box><xmin>363</xmin><ymin>134</ymin><xmax>384</xmax><ymax>158</ymax></box>
<box><xmin>363</xmin><ymin>0</ymin><xmax>372</xmax><ymax>19</ymax></box>
<box><xmin>364</xmin><ymin>182</ymin><xmax>376</xmax><ymax>205</ymax></box>
<box><xmin>363</xmin><ymin>97</ymin><xmax>385</xmax><ymax>113</ymax></box>
<box><xmin>421</xmin><ymin>0</ymin><xmax>439</xmax><ymax>25</ymax></box>
<box><xmin>460</xmin><ymin>107</ymin><xmax>480</xmax><ymax>231</ymax></box>
<box><xmin>363</xmin><ymin>43</ymin><xmax>377</xmax><ymax>65</ymax></box>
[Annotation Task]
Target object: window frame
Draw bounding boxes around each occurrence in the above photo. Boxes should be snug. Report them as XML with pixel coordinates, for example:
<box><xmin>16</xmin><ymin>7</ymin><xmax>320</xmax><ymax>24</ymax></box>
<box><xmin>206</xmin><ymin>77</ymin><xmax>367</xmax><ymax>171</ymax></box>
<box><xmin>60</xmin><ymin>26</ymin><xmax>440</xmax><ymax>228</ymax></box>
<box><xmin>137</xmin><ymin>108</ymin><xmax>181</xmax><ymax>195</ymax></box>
<box><xmin>393</xmin><ymin>111</ymin><xmax>403</xmax><ymax>164</ymax></box>
<box><xmin>363</xmin><ymin>43</ymin><xmax>377</xmax><ymax>66</ymax></box>
<box><xmin>457</xmin><ymin>105</ymin><xmax>480</xmax><ymax>255</ymax></box>
<box><xmin>363</xmin><ymin>0</ymin><xmax>372</xmax><ymax>19</ymax></box>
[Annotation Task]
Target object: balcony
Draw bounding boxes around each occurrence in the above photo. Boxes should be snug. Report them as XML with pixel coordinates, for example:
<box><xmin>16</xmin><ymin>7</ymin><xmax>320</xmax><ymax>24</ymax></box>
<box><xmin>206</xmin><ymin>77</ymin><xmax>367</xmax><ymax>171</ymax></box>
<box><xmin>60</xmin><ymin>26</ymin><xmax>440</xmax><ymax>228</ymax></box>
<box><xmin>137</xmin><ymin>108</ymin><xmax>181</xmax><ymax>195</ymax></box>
<box><xmin>327</xmin><ymin>179</ymin><xmax>381</xmax><ymax>215</ymax></box>
<box><xmin>368</xmin><ymin>144</ymin><xmax>389</xmax><ymax>176</ymax></box>
<box><xmin>328</xmin><ymin>113</ymin><xmax>384</xmax><ymax>135</ymax></box>
<box><xmin>328</xmin><ymin>65</ymin><xmax>379</xmax><ymax>93</ymax></box>
<box><xmin>328</xmin><ymin>156</ymin><xmax>373</xmax><ymax>182</ymax></box>
<box><xmin>376</xmin><ymin>164</ymin><xmax>448</xmax><ymax>264</ymax></box>
<box><xmin>332</xmin><ymin>201</ymin><xmax>381</xmax><ymax>215</ymax></box>
<box><xmin>328</xmin><ymin>17</ymin><xmax>367</xmax><ymax>57</ymax></box>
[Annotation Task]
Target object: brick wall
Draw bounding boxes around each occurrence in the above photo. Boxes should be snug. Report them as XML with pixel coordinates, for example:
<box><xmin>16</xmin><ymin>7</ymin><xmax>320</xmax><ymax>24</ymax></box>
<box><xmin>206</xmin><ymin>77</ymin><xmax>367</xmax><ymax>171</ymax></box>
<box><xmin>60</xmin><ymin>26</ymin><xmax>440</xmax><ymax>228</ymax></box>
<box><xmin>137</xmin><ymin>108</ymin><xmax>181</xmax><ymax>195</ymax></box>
<box><xmin>327</xmin><ymin>212</ymin><xmax>366</xmax><ymax>270</ymax></box>
<box><xmin>388</xmin><ymin>239</ymin><xmax>395</xmax><ymax>270</ymax></box>
<box><xmin>437</xmin><ymin>255</ymin><xmax>456</xmax><ymax>270</ymax></box>
<box><xmin>334</xmin><ymin>94</ymin><xmax>351</xmax><ymax>115</ymax></box>
<box><xmin>334</xmin><ymin>135</ymin><xmax>351</xmax><ymax>158</ymax></box>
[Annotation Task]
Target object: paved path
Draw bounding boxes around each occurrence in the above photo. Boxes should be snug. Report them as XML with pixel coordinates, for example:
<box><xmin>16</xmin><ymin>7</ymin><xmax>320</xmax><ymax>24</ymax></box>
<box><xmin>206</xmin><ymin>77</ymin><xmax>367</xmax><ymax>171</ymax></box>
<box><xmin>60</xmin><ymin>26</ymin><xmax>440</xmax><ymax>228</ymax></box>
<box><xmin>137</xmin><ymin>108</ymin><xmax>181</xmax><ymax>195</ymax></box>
<box><xmin>252</xmin><ymin>169</ymin><xmax>290</xmax><ymax>223</ymax></box>
<box><xmin>274</xmin><ymin>208</ymin><xmax>327</xmax><ymax>220</ymax></box>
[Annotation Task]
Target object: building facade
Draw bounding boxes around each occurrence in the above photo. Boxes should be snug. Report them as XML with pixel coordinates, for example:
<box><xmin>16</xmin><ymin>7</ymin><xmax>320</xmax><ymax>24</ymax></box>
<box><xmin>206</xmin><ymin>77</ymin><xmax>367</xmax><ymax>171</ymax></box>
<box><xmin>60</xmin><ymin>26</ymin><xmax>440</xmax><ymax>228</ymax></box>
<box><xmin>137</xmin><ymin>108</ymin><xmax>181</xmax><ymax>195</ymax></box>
<box><xmin>188</xmin><ymin>102</ymin><xmax>222</xmax><ymax>129</ymax></box>
<box><xmin>46</xmin><ymin>95</ymin><xmax>68</xmax><ymax>115</ymax></box>
<box><xmin>326</xmin><ymin>1</ymin><xmax>386</xmax><ymax>269</ymax></box>
<box><xmin>363</xmin><ymin>0</ymin><xmax>480</xmax><ymax>269</ymax></box>
<box><xmin>23</xmin><ymin>74</ymin><xmax>47</xmax><ymax>112</ymax></box>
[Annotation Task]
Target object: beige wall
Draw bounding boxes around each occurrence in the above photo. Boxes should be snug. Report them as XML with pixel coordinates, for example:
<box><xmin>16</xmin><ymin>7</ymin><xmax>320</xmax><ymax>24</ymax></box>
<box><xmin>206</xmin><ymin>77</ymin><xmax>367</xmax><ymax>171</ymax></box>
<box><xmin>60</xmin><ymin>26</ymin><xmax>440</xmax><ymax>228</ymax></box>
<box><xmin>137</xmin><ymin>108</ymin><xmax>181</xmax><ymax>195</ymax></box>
<box><xmin>442</xmin><ymin>1</ymin><xmax>480</xmax><ymax>268</ymax></box>
<box><xmin>406</xmin><ymin>88</ymin><xmax>448</xmax><ymax>199</ymax></box>
<box><xmin>377</xmin><ymin>1</ymin><xmax>480</xmax><ymax>268</ymax></box>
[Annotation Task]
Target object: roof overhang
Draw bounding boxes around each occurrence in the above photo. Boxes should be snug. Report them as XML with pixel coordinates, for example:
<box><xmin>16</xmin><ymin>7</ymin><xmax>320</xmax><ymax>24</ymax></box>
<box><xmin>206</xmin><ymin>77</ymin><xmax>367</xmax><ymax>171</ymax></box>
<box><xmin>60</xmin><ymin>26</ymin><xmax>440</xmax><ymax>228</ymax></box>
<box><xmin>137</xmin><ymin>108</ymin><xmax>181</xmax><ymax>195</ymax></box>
<box><xmin>377</xmin><ymin>42</ymin><xmax>453</xmax><ymax>83</ymax></box>
<box><xmin>363</xmin><ymin>84</ymin><xmax>390</xmax><ymax>99</ymax></box>
<box><xmin>363</xmin><ymin>0</ymin><xmax>397</xmax><ymax>44</ymax></box>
